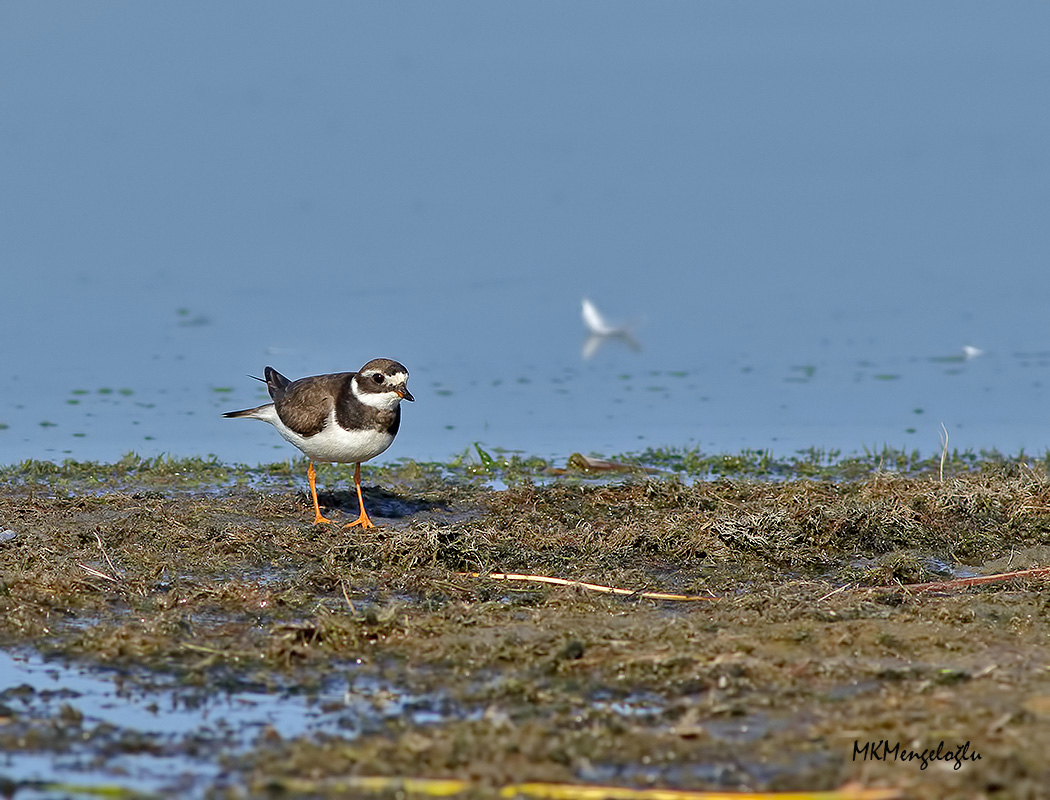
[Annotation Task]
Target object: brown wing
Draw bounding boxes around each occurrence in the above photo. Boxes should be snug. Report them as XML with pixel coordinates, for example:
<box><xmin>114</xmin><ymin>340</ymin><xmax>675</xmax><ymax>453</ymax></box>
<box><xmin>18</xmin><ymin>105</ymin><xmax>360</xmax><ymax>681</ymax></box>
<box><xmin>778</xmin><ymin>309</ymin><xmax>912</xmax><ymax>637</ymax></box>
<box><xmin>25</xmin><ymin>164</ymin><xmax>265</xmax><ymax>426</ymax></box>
<box><xmin>273</xmin><ymin>372</ymin><xmax>356</xmax><ymax>437</ymax></box>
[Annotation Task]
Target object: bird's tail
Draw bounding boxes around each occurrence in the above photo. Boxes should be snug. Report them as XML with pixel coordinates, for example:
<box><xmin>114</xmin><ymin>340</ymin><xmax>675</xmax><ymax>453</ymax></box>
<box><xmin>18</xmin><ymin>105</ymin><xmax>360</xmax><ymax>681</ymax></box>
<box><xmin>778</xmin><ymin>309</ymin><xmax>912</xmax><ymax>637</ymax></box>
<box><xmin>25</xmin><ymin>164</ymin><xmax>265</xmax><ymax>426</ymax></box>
<box><xmin>223</xmin><ymin>366</ymin><xmax>291</xmax><ymax>418</ymax></box>
<box><xmin>222</xmin><ymin>405</ymin><xmax>269</xmax><ymax>419</ymax></box>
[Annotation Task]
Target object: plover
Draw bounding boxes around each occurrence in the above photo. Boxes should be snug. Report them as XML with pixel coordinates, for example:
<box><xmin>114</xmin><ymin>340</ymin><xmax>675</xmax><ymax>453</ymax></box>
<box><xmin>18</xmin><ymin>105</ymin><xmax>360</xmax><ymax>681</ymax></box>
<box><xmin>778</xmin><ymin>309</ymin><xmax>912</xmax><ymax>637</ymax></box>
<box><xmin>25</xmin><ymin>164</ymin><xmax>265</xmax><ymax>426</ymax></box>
<box><xmin>224</xmin><ymin>358</ymin><xmax>413</xmax><ymax>527</ymax></box>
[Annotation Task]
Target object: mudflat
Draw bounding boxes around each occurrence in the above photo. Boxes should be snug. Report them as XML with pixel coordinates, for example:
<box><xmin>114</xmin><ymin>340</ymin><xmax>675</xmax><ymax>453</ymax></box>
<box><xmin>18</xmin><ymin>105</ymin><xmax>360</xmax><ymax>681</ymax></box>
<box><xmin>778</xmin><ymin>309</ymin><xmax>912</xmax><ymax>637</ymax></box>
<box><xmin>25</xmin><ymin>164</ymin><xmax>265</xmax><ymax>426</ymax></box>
<box><xmin>2</xmin><ymin>453</ymin><xmax>1050</xmax><ymax>798</ymax></box>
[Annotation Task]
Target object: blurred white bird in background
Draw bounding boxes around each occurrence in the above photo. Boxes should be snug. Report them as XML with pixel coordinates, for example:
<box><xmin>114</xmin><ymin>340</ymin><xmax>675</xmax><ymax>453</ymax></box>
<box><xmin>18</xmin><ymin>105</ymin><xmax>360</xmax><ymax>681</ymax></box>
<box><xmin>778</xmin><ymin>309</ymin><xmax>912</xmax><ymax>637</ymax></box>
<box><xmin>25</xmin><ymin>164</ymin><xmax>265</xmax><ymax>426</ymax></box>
<box><xmin>581</xmin><ymin>298</ymin><xmax>641</xmax><ymax>359</ymax></box>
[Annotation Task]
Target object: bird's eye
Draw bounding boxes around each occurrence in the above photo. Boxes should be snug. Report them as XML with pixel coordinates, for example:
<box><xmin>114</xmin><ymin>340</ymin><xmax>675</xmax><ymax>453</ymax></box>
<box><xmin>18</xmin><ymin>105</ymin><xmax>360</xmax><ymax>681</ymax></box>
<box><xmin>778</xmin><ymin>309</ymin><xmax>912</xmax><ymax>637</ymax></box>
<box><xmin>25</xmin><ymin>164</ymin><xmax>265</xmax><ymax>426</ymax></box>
<box><xmin>373</xmin><ymin>373</ymin><xmax>384</xmax><ymax>384</ymax></box>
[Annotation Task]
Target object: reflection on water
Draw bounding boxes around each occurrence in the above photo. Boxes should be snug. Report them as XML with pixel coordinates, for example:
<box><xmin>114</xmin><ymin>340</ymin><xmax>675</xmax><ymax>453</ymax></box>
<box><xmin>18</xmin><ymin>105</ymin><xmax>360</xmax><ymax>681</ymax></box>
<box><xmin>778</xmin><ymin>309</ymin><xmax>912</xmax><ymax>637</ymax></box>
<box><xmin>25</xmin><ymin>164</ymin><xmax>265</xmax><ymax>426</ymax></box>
<box><xmin>1</xmin><ymin>4</ymin><xmax>1049</xmax><ymax>465</ymax></box>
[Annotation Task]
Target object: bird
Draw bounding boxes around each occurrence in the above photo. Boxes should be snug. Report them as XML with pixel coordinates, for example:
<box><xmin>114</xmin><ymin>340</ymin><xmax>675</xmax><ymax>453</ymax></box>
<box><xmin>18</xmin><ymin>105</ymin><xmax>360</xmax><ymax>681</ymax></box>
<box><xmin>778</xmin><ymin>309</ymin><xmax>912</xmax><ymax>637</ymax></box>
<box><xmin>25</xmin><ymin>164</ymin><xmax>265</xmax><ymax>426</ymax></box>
<box><xmin>581</xmin><ymin>297</ymin><xmax>641</xmax><ymax>359</ymax></box>
<box><xmin>223</xmin><ymin>358</ymin><xmax>413</xmax><ymax>528</ymax></box>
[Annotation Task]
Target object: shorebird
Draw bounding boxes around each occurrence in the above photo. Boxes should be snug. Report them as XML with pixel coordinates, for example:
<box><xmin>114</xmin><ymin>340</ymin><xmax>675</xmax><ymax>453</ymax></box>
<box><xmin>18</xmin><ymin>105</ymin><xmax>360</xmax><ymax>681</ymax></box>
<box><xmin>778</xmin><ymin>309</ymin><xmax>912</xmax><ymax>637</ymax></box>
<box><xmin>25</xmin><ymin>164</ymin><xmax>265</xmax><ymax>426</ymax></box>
<box><xmin>224</xmin><ymin>358</ymin><xmax>413</xmax><ymax>527</ymax></box>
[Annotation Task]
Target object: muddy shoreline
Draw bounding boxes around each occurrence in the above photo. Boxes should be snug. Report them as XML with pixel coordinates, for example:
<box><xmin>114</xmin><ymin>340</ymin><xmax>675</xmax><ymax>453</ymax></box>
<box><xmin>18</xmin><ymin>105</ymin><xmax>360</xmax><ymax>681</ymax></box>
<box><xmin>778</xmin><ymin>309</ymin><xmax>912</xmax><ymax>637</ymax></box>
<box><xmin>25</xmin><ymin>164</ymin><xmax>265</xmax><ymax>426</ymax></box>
<box><xmin>2</xmin><ymin>454</ymin><xmax>1050</xmax><ymax>798</ymax></box>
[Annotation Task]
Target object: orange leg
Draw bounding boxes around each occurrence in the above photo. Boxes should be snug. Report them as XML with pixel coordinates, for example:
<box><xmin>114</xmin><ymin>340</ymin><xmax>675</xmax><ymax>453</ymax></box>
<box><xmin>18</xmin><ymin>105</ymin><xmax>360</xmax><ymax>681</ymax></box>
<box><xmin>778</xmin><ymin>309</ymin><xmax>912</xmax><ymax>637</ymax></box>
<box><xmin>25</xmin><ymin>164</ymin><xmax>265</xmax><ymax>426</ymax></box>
<box><xmin>344</xmin><ymin>462</ymin><xmax>375</xmax><ymax>529</ymax></box>
<box><xmin>307</xmin><ymin>462</ymin><xmax>333</xmax><ymax>525</ymax></box>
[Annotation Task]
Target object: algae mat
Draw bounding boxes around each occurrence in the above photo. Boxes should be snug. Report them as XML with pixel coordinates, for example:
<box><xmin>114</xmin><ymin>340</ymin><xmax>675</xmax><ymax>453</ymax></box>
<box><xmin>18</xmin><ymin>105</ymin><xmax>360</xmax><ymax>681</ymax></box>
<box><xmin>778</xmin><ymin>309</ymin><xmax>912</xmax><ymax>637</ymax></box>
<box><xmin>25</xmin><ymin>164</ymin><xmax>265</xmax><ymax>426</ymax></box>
<box><xmin>2</xmin><ymin>456</ymin><xmax>1050</xmax><ymax>798</ymax></box>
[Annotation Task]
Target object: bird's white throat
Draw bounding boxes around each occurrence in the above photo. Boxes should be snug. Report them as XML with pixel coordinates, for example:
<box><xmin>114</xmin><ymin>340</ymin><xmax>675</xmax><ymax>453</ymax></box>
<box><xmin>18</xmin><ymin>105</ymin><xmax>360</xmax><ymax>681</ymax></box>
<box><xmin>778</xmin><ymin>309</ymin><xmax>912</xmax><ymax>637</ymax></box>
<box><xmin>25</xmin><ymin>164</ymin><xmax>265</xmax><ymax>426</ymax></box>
<box><xmin>351</xmin><ymin>376</ymin><xmax>405</xmax><ymax>411</ymax></box>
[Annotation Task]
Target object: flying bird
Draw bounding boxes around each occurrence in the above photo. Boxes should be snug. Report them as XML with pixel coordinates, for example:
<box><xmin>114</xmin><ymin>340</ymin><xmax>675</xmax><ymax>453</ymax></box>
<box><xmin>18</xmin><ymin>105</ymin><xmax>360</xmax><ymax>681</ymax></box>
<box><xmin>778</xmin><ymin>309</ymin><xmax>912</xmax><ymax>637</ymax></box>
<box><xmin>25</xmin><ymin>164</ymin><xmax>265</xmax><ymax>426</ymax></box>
<box><xmin>581</xmin><ymin>298</ymin><xmax>641</xmax><ymax>359</ymax></box>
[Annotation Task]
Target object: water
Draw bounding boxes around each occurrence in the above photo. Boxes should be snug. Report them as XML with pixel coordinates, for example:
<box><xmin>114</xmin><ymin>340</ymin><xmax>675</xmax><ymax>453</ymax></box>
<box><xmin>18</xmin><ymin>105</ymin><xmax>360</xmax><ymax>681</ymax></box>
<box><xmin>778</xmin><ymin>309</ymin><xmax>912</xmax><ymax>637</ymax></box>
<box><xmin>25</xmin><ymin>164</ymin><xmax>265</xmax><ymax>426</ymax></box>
<box><xmin>2</xmin><ymin>3</ymin><xmax>1049</xmax><ymax>466</ymax></box>
<box><xmin>0</xmin><ymin>649</ymin><xmax>453</xmax><ymax>796</ymax></box>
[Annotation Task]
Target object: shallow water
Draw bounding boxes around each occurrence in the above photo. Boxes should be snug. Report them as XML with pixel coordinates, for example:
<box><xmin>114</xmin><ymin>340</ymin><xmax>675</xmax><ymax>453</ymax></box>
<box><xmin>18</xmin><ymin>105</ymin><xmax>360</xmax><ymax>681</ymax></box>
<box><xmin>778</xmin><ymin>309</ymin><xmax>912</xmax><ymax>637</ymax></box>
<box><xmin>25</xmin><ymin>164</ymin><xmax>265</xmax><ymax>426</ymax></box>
<box><xmin>2</xmin><ymin>3</ymin><xmax>1049</xmax><ymax>465</ymax></box>
<box><xmin>0</xmin><ymin>649</ymin><xmax>454</xmax><ymax>796</ymax></box>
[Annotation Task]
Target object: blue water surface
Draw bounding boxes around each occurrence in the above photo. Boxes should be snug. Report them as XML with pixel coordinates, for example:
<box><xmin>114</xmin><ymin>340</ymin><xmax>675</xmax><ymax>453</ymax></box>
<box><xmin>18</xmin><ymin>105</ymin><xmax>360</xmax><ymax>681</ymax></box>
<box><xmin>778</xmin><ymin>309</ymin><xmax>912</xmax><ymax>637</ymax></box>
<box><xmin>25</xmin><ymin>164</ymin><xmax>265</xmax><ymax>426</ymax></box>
<box><xmin>2</xmin><ymin>2</ymin><xmax>1049</xmax><ymax>465</ymax></box>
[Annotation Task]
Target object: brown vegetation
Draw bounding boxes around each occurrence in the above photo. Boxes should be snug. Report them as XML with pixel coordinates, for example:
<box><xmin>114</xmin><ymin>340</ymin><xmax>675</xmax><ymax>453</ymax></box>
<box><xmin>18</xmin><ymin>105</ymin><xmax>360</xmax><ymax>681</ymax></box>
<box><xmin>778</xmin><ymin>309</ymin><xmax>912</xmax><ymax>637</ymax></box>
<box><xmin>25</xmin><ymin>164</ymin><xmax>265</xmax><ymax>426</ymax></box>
<box><xmin>2</xmin><ymin>457</ymin><xmax>1050</xmax><ymax>797</ymax></box>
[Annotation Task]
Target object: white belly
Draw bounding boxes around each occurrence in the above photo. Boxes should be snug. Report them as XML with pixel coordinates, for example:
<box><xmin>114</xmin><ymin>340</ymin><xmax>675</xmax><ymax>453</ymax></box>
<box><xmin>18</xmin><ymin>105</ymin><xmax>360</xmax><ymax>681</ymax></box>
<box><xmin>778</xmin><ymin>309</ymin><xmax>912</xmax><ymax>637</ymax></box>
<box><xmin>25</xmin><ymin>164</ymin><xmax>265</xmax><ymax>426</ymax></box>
<box><xmin>253</xmin><ymin>405</ymin><xmax>395</xmax><ymax>464</ymax></box>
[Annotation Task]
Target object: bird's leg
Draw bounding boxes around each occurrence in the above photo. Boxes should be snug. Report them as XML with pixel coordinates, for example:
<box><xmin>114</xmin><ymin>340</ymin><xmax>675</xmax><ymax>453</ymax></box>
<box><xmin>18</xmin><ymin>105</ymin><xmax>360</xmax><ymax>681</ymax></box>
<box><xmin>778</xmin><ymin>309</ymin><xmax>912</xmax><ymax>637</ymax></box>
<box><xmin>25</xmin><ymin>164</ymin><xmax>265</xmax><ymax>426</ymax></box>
<box><xmin>344</xmin><ymin>462</ymin><xmax>375</xmax><ymax>529</ymax></box>
<box><xmin>307</xmin><ymin>462</ymin><xmax>333</xmax><ymax>525</ymax></box>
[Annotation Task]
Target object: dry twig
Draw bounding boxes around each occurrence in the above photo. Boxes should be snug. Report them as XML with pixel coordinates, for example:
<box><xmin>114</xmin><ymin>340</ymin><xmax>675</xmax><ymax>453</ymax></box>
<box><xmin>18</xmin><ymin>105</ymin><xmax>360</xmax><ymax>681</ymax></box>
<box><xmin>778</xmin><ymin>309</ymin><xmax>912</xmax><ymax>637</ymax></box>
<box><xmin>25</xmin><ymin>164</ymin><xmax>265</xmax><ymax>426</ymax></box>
<box><xmin>463</xmin><ymin>572</ymin><xmax>716</xmax><ymax>602</ymax></box>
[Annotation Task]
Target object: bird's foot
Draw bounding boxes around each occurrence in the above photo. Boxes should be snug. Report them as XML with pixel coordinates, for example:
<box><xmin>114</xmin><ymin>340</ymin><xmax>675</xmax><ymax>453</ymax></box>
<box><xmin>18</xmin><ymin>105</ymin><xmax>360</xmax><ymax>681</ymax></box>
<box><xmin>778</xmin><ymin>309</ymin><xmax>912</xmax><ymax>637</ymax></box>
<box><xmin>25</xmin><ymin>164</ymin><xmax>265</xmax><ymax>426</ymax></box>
<box><xmin>344</xmin><ymin>512</ymin><xmax>376</xmax><ymax>529</ymax></box>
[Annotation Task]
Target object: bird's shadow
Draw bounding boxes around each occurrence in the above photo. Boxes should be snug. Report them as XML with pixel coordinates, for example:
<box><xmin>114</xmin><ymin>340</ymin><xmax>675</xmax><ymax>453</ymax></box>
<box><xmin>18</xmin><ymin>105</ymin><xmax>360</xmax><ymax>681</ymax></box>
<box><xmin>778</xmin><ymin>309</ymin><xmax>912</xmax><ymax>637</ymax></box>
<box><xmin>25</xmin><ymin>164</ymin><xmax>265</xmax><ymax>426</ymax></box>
<box><xmin>311</xmin><ymin>486</ymin><xmax>445</xmax><ymax>523</ymax></box>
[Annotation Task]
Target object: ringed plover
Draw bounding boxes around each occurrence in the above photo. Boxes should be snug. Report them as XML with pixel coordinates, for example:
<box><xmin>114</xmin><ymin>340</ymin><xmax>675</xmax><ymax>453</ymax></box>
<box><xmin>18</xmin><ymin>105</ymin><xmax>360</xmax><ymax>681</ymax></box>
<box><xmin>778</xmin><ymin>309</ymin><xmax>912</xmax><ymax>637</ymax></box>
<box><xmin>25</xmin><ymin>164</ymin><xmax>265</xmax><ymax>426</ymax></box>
<box><xmin>224</xmin><ymin>358</ymin><xmax>413</xmax><ymax>527</ymax></box>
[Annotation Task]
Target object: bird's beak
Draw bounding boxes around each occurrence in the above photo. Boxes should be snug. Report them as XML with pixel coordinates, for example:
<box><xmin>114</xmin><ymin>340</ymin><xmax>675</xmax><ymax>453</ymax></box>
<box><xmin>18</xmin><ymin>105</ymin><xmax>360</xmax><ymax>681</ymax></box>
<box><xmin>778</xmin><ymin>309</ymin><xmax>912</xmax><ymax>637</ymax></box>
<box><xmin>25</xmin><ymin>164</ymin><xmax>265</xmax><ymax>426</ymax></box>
<box><xmin>397</xmin><ymin>388</ymin><xmax>415</xmax><ymax>402</ymax></box>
